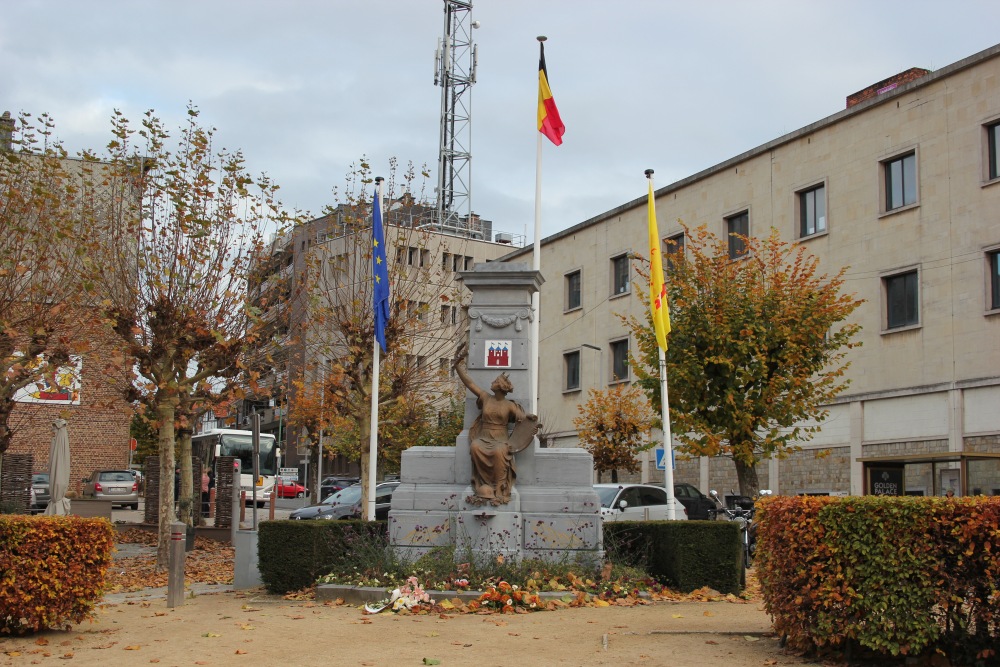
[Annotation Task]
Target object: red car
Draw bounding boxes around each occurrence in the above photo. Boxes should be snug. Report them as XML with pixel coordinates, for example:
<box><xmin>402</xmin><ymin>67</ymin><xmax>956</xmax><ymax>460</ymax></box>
<box><xmin>272</xmin><ymin>481</ymin><xmax>308</xmax><ymax>498</ymax></box>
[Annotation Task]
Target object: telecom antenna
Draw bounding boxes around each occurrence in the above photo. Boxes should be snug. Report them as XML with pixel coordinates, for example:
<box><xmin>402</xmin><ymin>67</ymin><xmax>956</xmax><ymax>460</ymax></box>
<box><xmin>430</xmin><ymin>0</ymin><xmax>480</xmax><ymax>238</ymax></box>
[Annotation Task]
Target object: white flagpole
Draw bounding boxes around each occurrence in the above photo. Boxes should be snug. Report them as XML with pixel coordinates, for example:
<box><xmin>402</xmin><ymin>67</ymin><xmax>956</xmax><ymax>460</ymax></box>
<box><xmin>646</xmin><ymin>170</ymin><xmax>676</xmax><ymax>519</ymax></box>
<box><xmin>530</xmin><ymin>35</ymin><xmax>546</xmax><ymax>416</ymax></box>
<box><xmin>366</xmin><ymin>177</ymin><xmax>384</xmax><ymax>521</ymax></box>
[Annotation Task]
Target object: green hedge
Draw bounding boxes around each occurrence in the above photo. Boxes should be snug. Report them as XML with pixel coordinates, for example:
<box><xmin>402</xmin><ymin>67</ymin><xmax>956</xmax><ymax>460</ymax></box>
<box><xmin>0</xmin><ymin>515</ymin><xmax>115</xmax><ymax>634</ymax></box>
<box><xmin>258</xmin><ymin>520</ymin><xmax>387</xmax><ymax>594</ymax></box>
<box><xmin>756</xmin><ymin>495</ymin><xmax>1000</xmax><ymax>664</ymax></box>
<box><xmin>603</xmin><ymin>520</ymin><xmax>743</xmax><ymax>594</ymax></box>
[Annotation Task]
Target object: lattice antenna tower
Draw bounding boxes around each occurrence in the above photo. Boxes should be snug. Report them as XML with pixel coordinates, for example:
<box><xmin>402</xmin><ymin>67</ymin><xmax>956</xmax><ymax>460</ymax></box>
<box><xmin>430</xmin><ymin>0</ymin><xmax>480</xmax><ymax>238</ymax></box>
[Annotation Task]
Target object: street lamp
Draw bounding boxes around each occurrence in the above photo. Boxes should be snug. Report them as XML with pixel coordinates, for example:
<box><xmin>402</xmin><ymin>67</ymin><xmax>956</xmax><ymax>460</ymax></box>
<box><xmin>581</xmin><ymin>344</ymin><xmax>603</xmax><ymax>389</ymax></box>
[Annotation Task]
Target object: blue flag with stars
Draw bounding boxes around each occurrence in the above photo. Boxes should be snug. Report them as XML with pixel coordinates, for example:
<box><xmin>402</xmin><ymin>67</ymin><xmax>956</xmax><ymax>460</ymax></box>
<box><xmin>372</xmin><ymin>190</ymin><xmax>390</xmax><ymax>352</ymax></box>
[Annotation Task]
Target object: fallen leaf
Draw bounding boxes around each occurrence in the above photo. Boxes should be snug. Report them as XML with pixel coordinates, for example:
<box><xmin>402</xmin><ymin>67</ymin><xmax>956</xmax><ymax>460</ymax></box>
<box><xmin>124</xmin><ymin>645</ymin><xmax>142</xmax><ymax>650</ymax></box>
<box><xmin>235</xmin><ymin>649</ymin><xmax>248</xmax><ymax>655</ymax></box>
<box><xmin>743</xmin><ymin>635</ymin><xmax>760</xmax><ymax>642</ymax></box>
<box><xmin>202</xmin><ymin>633</ymin><xmax>222</xmax><ymax>638</ymax></box>
<box><xmin>239</xmin><ymin>624</ymin><xmax>255</xmax><ymax>630</ymax></box>
<box><xmin>59</xmin><ymin>653</ymin><xmax>74</xmax><ymax>659</ymax></box>
<box><xmin>149</xmin><ymin>660</ymin><xmax>160</xmax><ymax>663</ymax></box>
<box><xmin>35</xmin><ymin>639</ymin><xmax>49</xmax><ymax>646</ymax></box>
<box><xmin>153</xmin><ymin>612</ymin><xmax>168</xmax><ymax>617</ymax></box>
<box><xmin>195</xmin><ymin>662</ymin><xmax>209</xmax><ymax>665</ymax></box>
<box><xmin>705</xmin><ymin>640</ymin><xmax>718</xmax><ymax>645</ymax></box>
<box><xmin>672</xmin><ymin>614</ymin><xmax>683</xmax><ymax>618</ymax></box>
<box><xmin>593</xmin><ymin>599</ymin><xmax>611</xmax><ymax>607</ymax></box>
<box><xmin>427</xmin><ymin>632</ymin><xmax>439</xmax><ymax>637</ymax></box>
<box><xmin>422</xmin><ymin>660</ymin><xmax>441</xmax><ymax>666</ymax></box>
<box><xmin>703</xmin><ymin>611</ymin><xmax>715</xmax><ymax>617</ymax></box>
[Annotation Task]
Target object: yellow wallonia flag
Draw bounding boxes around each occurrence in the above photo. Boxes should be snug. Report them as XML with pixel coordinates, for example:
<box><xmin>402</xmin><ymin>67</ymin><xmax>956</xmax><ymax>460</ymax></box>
<box><xmin>647</xmin><ymin>181</ymin><xmax>670</xmax><ymax>350</ymax></box>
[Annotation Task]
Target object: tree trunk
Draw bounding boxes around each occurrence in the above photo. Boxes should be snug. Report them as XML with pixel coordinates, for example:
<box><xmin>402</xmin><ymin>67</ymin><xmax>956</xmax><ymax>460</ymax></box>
<box><xmin>733</xmin><ymin>457</ymin><xmax>760</xmax><ymax>498</ymax></box>
<box><xmin>156</xmin><ymin>398</ymin><xmax>178</xmax><ymax>570</ymax></box>
<box><xmin>177</xmin><ymin>428</ymin><xmax>193</xmax><ymax>527</ymax></box>
<box><xmin>610</xmin><ymin>469</ymin><xmax>618</xmax><ymax>483</ymax></box>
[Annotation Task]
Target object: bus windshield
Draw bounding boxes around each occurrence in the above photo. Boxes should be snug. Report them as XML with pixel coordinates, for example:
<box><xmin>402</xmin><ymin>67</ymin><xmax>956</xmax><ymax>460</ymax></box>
<box><xmin>218</xmin><ymin>432</ymin><xmax>277</xmax><ymax>476</ymax></box>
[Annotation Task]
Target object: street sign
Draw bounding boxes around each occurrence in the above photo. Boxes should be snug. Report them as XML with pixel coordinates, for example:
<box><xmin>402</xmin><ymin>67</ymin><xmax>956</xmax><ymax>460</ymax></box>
<box><xmin>654</xmin><ymin>448</ymin><xmax>675</xmax><ymax>471</ymax></box>
<box><xmin>279</xmin><ymin>467</ymin><xmax>299</xmax><ymax>482</ymax></box>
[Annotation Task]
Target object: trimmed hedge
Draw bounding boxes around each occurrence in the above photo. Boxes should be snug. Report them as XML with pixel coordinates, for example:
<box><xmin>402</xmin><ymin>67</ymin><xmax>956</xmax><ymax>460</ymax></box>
<box><xmin>0</xmin><ymin>515</ymin><xmax>115</xmax><ymax>634</ymax></box>
<box><xmin>258</xmin><ymin>520</ymin><xmax>388</xmax><ymax>594</ymax></box>
<box><xmin>603</xmin><ymin>520</ymin><xmax>743</xmax><ymax>594</ymax></box>
<box><xmin>756</xmin><ymin>495</ymin><xmax>1000</xmax><ymax>663</ymax></box>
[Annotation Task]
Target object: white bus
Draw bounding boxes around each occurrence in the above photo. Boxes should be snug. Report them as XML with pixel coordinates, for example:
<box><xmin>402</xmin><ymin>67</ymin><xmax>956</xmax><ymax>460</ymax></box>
<box><xmin>192</xmin><ymin>428</ymin><xmax>278</xmax><ymax>507</ymax></box>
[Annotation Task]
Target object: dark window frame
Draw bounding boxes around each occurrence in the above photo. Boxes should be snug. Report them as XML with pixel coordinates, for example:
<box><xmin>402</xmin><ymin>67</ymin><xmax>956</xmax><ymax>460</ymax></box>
<box><xmin>564</xmin><ymin>350</ymin><xmax>581</xmax><ymax>392</ymax></box>
<box><xmin>884</xmin><ymin>269</ymin><xmax>920</xmax><ymax>330</ymax></box>
<box><xmin>989</xmin><ymin>249</ymin><xmax>1000</xmax><ymax>311</ymax></box>
<box><xmin>988</xmin><ymin>122</ymin><xmax>1000</xmax><ymax>182</ymax></box>
<box><xmin>611</xmin><ymin>254</ymin><xmax>630</xmax><ymax>296</ymax></box>
<box><xmin>798</xmin><ymin>183</ymin><xmax>827</xmax><ymax>238</ymax></box>
<box><xmin>884</xmin><ymin>152</ymin><xmax>918</xmax><ymax>211</ymax></box>
<box><xmin>610</xmin><ymin>338</ymin><xmax>630</xmax><ymax>382</ymax></box>
<box><xmin>726</xmin><ymin>211</ymin><xmax>749</xmax><ymax>259</ymax></box>
<box><xmin>566</xmin><ymin>270</ymin><xmax>582</xmax><ymax>311</ymax></box>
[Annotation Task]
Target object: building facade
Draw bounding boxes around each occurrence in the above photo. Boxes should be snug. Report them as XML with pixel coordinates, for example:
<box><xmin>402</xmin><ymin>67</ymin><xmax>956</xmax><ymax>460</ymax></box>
<box><xmin>503</xmin><ymin>43</ymin><xmax>1000</xmax><ymax>498</ymax></box>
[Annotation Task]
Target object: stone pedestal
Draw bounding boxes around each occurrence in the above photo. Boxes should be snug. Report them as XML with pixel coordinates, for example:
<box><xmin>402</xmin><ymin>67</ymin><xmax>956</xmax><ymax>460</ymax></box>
<box><xmin>390</xmin><ymin>263</ymin><xmax>603</xmax><ymax>565</ymax></box>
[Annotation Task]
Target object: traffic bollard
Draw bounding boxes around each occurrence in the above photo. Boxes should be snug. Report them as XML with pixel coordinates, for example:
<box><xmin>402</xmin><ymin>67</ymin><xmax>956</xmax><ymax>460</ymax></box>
<box><xmin>269</xmin><ymin>494</ymin><xmax>275</xmax><ymax>521</ymax></box>
<box><xmin>167</xmin><ymin>521</ymin><xmax>186</xmax><ymax>608</ymax></box>
<box><xmin>240</xmin><ymin>491</ymin><xmax>246</xmax><ymax>524</ymax></box>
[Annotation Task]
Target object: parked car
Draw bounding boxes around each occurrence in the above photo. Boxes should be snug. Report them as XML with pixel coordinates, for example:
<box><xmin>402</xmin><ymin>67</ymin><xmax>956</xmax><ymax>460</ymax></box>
<box><xmin>31</xmin><ymin>473</ymin><xmax>50</xmax><ymax>513</ymax></box>
<box><xmin>323</xmin><ymin>482</ymin><xmax>399</xmax><ymax>521</ymax></box>
<box><xmin>320</xmin><ymin>476</ymin><xmax>359</xmax><ymax>500</ymax></box>
<box><xmin>672</xmin><ymin>482</ymin><xmax>716</xmax><ymax>520</ymax></box>
<box><xmin>81</xmin><ymin>470</ymin><xmax>140</xmax><ymax>509</ymax></box>
<box><xmin>594</xmin><ymin>483</ymin><xmax>688</xmax><ymax>521</ymax></box>
<box><xmin>273</xmin><ymin>481</ymin><xmax>308</xmax><ymax>499</ymax></box>
<box><xmin>289</xmin><ymin>485</ymin><xmax>360</xmax><ymax>520</ymax></box>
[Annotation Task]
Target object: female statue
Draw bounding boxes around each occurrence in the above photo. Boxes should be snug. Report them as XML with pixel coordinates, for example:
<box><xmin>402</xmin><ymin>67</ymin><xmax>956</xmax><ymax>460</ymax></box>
<box><xmin>453</xmin><ymin>345</ymin><xmax>539</xmax><ymax>506</ymax></box>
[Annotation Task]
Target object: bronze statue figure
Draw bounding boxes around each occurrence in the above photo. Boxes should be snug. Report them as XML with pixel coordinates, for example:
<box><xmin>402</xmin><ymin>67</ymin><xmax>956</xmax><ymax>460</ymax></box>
<box><xmin>453</xmin><ymin>345</ymin><xmax>540</xmax><ymax>506</ymax></box>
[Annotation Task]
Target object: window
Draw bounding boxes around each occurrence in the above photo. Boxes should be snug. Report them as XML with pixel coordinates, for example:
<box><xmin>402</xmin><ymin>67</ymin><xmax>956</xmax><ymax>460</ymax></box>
<box><xmin>798</xmin><ymin>184</ymin><xmax>827</xmax><ymax>237</ymax></box>
<box><xmin>442</xmin><ymin>252</ymin><xmax>451</xmax><ymax>271</ymax></box>
<box><xmin>564</xmin><ymin>351</ymin><xmax>581</xmax><ymax>391</ymax></box>
<box><xmin>884</xmin><ymin>270</ymin><xmax>919</xmax><ymax>330</ymax></box>
<box><xmin>665</xmin><ymin>233</ymin><xmax>685</xmax><ymax>272</ymax></box>
<box><xmin>989</xmin><ymin>250</ymin><xmax>1000</xmax><ymax>311</ymax></box>
<box><xmin>884</xmin><ymin>152</ymin><xmax>917</xmax><ymax>211</ymax></box>
<box><xmin>565</xmin><ymin>270</ymin><xmax>581</xmax><ymax>310</ymax></box>
<box><xmin>611</xmin><ymin>254</ymin><xmax>630</xmax><ymax>295</ymax></box>
<box><xmin>610</xmin><ymin>339</ymin><xmax>629</xmax><ymax>382</ymax></box>
<box><xmin>988</xmin><ymin>122</ymin><xmax>1000</xmax><ymax>181</ymax></box>
<box><xmin>726</xmin><ymin>211</ymin><xmax>749</xmax><ymax>259</ymax></box>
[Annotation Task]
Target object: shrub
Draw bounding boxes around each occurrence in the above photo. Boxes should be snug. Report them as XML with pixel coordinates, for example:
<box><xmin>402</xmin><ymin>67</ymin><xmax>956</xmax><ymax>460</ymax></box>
<box><xmin>0</xmin><ymin>515</ymin><xmax>115</xmax><ymax>634</ymax></box>
<box><xmin>756</xmin><ymin>495</ymin><xmax>1000</xmax><ymax>663</ymax></box>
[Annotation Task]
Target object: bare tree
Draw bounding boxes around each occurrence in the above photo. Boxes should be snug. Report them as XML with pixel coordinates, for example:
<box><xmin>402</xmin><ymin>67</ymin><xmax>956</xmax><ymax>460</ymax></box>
<box><xmin>90</xmin><ymin>106</ymin><xmax>294</xmax><ymax>567</ymax></box>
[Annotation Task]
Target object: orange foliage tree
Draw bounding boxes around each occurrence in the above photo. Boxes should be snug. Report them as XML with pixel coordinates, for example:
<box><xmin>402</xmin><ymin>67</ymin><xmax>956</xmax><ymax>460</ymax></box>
<box><xmin>573</xmin><ymin>383</ymin><xmax>655</xmax><ymax>483</ymax></box>
<box><xmin>626</xmin><ymin>225</ymin><xmax>862</xmax><ymax>497</ymax></box>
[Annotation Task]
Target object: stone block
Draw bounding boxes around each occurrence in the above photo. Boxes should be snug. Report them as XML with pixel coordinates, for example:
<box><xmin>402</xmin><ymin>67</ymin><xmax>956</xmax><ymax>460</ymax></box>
<box><xmin>400</xmin><ymin>447</ymin><xmax>456</xmax><ymax>484</ymax></box>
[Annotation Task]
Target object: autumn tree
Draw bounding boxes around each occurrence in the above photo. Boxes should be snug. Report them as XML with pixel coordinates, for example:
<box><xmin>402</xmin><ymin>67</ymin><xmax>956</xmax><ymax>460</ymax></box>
<box><xmin>573</xmin><ymin>383</ymin><xmax>655</xmax><ymax>483</ymax></box>
<box><xmin>0</xmin><ymin>111</ymin><xmax>107</xmax><ymax>460</ymax></box>
<box><xmin>89</xmin><ymin>107</ymin><xmax>294</xmax><ymax>567</ymax></box>
<box><xmin>293</xmin><ymin>159</ymin><xmax>475</xmax><ymax>515</ymax></box>
<box><xmin>626</xmin><ymin>225</ymin><xmax>862</xmax><ymax>497</ymax></box>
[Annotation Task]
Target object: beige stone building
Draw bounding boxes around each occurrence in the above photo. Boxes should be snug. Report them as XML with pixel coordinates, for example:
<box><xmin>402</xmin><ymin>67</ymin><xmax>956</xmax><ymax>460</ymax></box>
<box><xmin>502</xmin><ymin>43</ymin><xmax>1000</xmax><ymax>498</ymax></box>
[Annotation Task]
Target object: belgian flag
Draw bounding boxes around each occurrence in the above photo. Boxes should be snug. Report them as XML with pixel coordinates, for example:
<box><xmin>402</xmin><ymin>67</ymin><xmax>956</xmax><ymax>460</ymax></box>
<box><xmin>537</xmin><ymin>42</ymin><xmax>565</xmax><ymax>146</ymax></box>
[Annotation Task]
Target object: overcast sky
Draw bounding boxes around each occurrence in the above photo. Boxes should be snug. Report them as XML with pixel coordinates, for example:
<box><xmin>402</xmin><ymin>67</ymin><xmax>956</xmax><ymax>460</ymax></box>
<box><xmin>3</xmin><ymin>1</ymin><xmax>999</xmax><ymax>242</ymax></box>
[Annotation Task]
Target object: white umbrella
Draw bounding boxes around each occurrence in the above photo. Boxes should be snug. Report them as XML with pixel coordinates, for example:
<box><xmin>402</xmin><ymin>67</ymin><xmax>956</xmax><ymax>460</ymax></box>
<box><xmin>44</xmin><ymin>418</ymin><xmax>72</xmax><ymax>516</ymax></box>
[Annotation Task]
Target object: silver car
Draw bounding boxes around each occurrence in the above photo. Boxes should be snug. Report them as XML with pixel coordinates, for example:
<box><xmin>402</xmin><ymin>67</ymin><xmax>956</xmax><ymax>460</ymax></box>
<box><xmin>31</xmin><ymin>473</ymin><xmax>50</xmax><ymax>513</ymax></box>
<box><xmin>81</xmin><ymin>470</ymin><xmax>140</xmax><ymax>509</ymax></box>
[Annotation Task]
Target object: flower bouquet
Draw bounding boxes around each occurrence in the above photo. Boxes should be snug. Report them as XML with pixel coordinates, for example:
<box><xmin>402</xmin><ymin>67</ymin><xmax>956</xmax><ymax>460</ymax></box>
<box><xmin>364</xmin><ymin>576</ymin><xmax>434</xmax><ymax>614</ymax></box>
<box><xmin>467</xmin><ymin>581</ymin><xmax>542</xmax><ymax>613</ymax></box>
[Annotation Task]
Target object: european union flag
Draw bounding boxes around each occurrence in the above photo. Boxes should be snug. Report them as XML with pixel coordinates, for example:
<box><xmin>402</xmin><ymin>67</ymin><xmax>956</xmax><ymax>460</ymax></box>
<box><xmin>372</xmin><ymin>190</ymin><xmax>390</xmax><ymax>352</ymax></box>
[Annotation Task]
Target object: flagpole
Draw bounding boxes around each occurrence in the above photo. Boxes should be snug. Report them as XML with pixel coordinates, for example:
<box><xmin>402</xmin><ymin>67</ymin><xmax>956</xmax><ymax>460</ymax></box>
<box><xmin>366</xmin><ymin>177</ymin><xmax>385</xmax><ymax>521</ymax></box>
<box><xmin>646</xmin><ymin>169</ymin><xmax>676</xmax><ymax>519</ymax></box>
<box><xmin>529</xmin><ymin>35</ymin><xmax>547</xmax><ymax>417</ymax></box>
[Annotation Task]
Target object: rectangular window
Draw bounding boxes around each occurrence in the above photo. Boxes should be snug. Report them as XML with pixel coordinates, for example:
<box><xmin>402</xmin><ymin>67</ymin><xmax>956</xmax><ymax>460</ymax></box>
<box><xmin>799</xmin><ymin>184</ymin><xmax>827</xmax><ymax>237</ymax></box>
<box><xmin>989</xmin><ymin>250</ymin><xmax>1000</xmax><ymax>310</ymax></box>
<box><xmin>566</xmin><ymin>270</ymin><xmax>582</xmax><ymax>310</ymax></box>
<box><xmin>564</xmin><ymin>351</ymin><xmax>581</xmax><ymax>391</ymax></box>
<box><xmin>610</xmin><ymin>339</ymin><xmax>629</xmax><ymax>382</ymax></box>
<box><xmin>726</xmin><ymin>211</ymin><xmax>749</xmax><ymax>259</ymax></box>
<box><xmin>665</xmin><ymin>233</ymin><xmax>685</xmax><ymax>272</ymax></box>
<box><xmin>884</xmin><ymin>152</ymin><xmax>917</xmax><ymax>210</ymax></box>
<box><xmin>442</xmin><ymin>252</ymin><xmax>451</xmax><ymax>271</ymax></box>
<box><xmin>884</xmin><ymin>270</ymin><xmax>919</xmax><ymax>330</ymax></box>
<box><xmin>989</xmin><ymin>123</ymin><xmax>1000</xmax><ymax>181</ymax></box>
<box><xmin>612</xmin><ymin>254</ymin><xmax>630</xmax><ymax>295</ymax></box>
